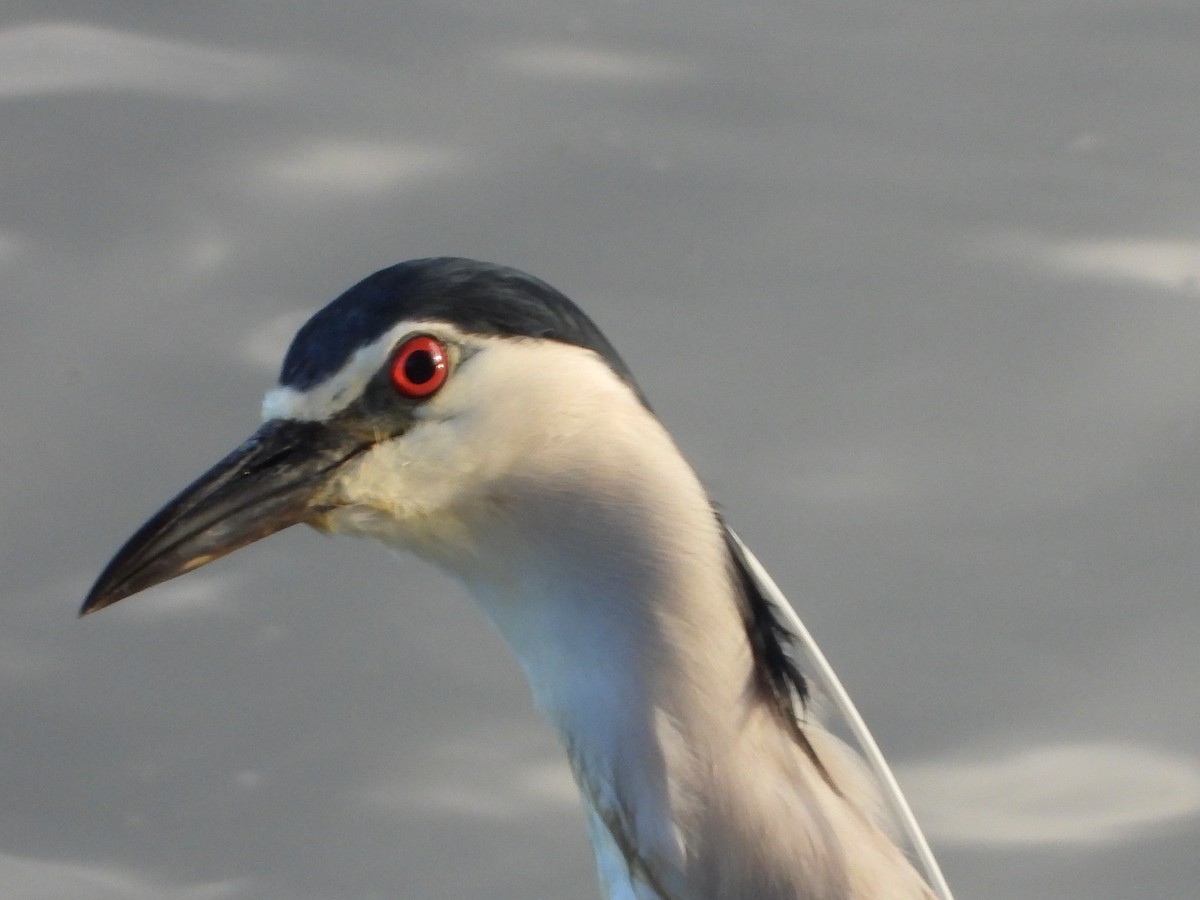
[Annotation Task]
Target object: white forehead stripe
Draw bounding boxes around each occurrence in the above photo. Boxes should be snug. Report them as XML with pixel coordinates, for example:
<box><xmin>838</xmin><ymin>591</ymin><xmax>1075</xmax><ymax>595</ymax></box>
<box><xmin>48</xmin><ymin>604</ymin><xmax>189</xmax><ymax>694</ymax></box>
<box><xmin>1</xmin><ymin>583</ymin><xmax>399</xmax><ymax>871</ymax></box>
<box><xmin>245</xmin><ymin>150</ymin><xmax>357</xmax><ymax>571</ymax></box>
<box><xmin>261</xmin><ymin>319</ymin><xmax>463</xmax><ymax>422</ymax></box>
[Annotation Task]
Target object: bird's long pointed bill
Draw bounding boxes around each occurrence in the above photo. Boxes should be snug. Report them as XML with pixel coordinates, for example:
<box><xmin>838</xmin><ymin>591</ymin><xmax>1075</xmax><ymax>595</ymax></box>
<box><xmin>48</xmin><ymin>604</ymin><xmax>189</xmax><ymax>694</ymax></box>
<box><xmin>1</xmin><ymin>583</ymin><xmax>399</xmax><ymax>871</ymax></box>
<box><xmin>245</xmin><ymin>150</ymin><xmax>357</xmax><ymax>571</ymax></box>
<box><xmin>82</xmin><ymin>418</ymin><xmax>364</xmax><ymax>616</ymax></box>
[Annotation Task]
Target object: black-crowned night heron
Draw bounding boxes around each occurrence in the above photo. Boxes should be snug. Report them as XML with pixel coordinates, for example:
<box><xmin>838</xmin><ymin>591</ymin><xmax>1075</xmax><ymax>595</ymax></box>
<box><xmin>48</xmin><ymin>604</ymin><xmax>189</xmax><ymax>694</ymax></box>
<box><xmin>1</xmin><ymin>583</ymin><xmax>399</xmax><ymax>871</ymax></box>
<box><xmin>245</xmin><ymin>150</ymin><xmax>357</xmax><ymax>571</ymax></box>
<box><xmin>84</xmin><ymin>258</ymin><xmax>952</xmax><ymax>900</ymax></box>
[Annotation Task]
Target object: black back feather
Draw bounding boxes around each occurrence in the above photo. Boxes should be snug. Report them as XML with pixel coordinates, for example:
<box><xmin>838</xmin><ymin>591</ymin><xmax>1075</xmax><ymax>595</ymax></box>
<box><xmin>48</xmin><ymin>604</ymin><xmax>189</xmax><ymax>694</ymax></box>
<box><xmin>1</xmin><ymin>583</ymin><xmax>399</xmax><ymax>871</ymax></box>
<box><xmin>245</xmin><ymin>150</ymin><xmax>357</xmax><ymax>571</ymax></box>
<box><xmin>721</xmin><ymin>518</ymin><xmax>834</xmax><ymax>781</ymax></box>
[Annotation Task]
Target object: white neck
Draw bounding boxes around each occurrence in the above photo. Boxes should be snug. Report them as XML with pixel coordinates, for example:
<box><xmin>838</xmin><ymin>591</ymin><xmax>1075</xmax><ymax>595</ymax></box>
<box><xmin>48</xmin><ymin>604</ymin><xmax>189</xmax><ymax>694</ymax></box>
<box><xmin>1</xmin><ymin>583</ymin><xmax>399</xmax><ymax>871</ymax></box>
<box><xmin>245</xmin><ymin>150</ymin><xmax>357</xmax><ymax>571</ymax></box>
<box><xmin>318</xmin><ymin>338</ymin><xmax>931</xmax><ymax>898</ymax></box>
<box><xmin>454</xmin><ymin>444</ymin><xmax>766</xmax><ymax>893</ymax></box>
<box><xmin>449</xmin><ymin>454</ymin><xmax>893</xmax><ymax>899</ymax></box>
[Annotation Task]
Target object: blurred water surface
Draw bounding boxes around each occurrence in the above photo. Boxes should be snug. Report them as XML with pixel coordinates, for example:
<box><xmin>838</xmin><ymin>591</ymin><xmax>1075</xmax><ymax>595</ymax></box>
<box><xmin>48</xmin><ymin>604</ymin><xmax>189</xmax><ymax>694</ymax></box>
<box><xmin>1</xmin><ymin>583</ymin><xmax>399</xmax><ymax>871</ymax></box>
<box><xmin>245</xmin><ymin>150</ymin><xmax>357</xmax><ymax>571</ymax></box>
<box><xmin>2</xmin><ymin>4</ymin><xmax>1199</xmax><ymax>898</ymax></box>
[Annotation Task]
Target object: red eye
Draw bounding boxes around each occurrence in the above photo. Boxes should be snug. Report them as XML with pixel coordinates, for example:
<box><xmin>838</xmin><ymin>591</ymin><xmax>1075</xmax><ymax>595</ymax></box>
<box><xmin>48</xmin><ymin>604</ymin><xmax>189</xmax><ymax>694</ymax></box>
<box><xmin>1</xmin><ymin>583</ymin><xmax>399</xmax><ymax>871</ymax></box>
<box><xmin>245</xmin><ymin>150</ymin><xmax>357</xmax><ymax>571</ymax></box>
<box><xmin>390</xmin><ymin>335</ymin><xmax>448</xmax><ymax>398</ymax></box>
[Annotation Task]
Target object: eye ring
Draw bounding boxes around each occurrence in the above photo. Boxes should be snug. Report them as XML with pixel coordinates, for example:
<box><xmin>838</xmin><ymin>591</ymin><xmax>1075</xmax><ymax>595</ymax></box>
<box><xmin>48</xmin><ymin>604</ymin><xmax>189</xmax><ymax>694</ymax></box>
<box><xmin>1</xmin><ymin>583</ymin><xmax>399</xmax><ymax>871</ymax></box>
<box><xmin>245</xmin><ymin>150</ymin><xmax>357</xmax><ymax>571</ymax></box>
<box><xmin>390</xmin><ymin>335</ymin><xmax>449</xmax><ymax>398</ymax></box>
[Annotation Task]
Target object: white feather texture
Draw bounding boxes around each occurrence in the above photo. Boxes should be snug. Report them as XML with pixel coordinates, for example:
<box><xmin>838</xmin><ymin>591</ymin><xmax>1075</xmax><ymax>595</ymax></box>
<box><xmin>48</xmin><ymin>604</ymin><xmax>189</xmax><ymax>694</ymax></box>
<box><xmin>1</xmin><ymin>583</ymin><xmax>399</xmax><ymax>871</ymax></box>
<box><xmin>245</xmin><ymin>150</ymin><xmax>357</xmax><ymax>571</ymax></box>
<box><xmin>297</xmin><ymin>330</ymin><xmax>937</xmax><ymax>899</ymax></box>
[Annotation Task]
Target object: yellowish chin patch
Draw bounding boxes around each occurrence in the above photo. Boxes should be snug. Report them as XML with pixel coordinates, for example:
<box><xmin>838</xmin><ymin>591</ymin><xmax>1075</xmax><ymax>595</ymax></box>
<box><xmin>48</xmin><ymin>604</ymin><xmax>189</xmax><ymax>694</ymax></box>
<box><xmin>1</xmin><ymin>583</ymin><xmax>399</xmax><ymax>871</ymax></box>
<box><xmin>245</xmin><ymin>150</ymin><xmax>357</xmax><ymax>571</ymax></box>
<box><xmin>305</xmin><ymin>513</ymin><xmax>335</xmax><ymax>534</ymax></box>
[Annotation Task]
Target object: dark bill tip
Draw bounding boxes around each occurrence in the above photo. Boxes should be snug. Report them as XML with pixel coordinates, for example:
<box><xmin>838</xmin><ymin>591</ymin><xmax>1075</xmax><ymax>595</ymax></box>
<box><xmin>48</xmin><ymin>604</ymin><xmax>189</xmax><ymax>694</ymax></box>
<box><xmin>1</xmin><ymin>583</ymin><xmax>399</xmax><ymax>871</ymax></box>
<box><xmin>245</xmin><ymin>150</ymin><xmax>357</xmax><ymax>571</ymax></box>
<box><xmin>81</xmin><ymin>419</ymin><xmax>367</xmax><ymax>616</ymax></box>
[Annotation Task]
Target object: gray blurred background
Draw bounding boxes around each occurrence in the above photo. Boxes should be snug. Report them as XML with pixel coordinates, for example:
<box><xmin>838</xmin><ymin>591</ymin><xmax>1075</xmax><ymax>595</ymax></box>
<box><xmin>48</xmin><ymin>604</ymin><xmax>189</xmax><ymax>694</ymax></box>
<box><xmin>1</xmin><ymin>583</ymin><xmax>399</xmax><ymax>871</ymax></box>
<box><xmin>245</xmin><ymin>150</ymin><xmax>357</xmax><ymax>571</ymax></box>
<box><xmin>3</xmin><ymin>3</ymin><xmax>1199</xmax><ymax>898</ymax></box>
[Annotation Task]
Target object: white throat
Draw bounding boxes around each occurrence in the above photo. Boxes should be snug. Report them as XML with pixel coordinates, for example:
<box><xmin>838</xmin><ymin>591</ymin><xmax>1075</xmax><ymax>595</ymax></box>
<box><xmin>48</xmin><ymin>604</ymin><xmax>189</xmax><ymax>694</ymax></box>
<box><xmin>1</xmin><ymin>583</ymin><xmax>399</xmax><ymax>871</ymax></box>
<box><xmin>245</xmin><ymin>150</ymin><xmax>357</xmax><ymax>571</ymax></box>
<box><xmin>312</xmin><ymin>337</ymin><xmax>911</xmax><ymax>898</ymax></box>
<box><xmin>319</xmin><ymin>338</ymin><xmax>761</xmax><ymax>884</ymax></box>
<box><xmin>444</xmin><ymin>427</ymin><xmax>764</xmax><ymax>898</ymax></box>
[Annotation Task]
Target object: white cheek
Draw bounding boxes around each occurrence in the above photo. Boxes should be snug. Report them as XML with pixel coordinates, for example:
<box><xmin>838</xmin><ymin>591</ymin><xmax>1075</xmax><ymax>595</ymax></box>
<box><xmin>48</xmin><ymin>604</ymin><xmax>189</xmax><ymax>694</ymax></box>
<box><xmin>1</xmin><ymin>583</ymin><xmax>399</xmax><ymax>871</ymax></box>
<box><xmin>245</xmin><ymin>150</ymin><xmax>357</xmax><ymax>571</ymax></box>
<box><xmin>333</xmin><ymin>417</ymin><xmax>476</xmax><ymax>519</ymax></box>
<box><xmin>319</xmin><ymin>337</ymin><xmax>657</xmax><ymax>571</ymax></box>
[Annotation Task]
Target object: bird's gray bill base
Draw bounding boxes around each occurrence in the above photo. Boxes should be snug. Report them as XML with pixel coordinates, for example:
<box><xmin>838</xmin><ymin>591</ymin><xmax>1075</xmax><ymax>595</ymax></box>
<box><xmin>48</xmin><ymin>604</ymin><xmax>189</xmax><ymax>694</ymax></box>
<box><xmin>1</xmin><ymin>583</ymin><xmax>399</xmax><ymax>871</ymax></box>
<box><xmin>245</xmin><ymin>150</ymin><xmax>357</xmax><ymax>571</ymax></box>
<box><xmin>81</xmin><ymin>418</ymin><xmax>364</xmax><ymax>615</ymax></box>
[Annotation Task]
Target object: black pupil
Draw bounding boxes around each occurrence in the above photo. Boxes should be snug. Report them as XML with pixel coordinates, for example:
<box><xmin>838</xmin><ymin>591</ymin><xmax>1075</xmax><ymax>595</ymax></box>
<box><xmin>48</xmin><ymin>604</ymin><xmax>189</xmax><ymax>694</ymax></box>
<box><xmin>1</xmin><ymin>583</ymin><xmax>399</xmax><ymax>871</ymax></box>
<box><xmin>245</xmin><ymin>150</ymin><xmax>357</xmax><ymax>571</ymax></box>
<box><xmin>403</xmin><ymin>349</ymin><xmax>435</xmax><ymax>384</ymax></box>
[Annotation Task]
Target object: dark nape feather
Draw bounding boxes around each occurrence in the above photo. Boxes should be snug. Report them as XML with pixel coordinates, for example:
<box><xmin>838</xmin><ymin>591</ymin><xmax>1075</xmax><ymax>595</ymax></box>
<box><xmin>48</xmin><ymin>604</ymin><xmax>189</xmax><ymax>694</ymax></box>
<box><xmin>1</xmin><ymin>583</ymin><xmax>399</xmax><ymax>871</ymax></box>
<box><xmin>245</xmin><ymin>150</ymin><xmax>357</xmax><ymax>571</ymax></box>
<box><xmin>720</xmin><ymin>516</ymin><xmax>836</xmax><ymax>784</ymax></box>
<box><xmin>721</xmin><ymin>518</ymin><xmax>808</xmax><ymax>711</ymax></box>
